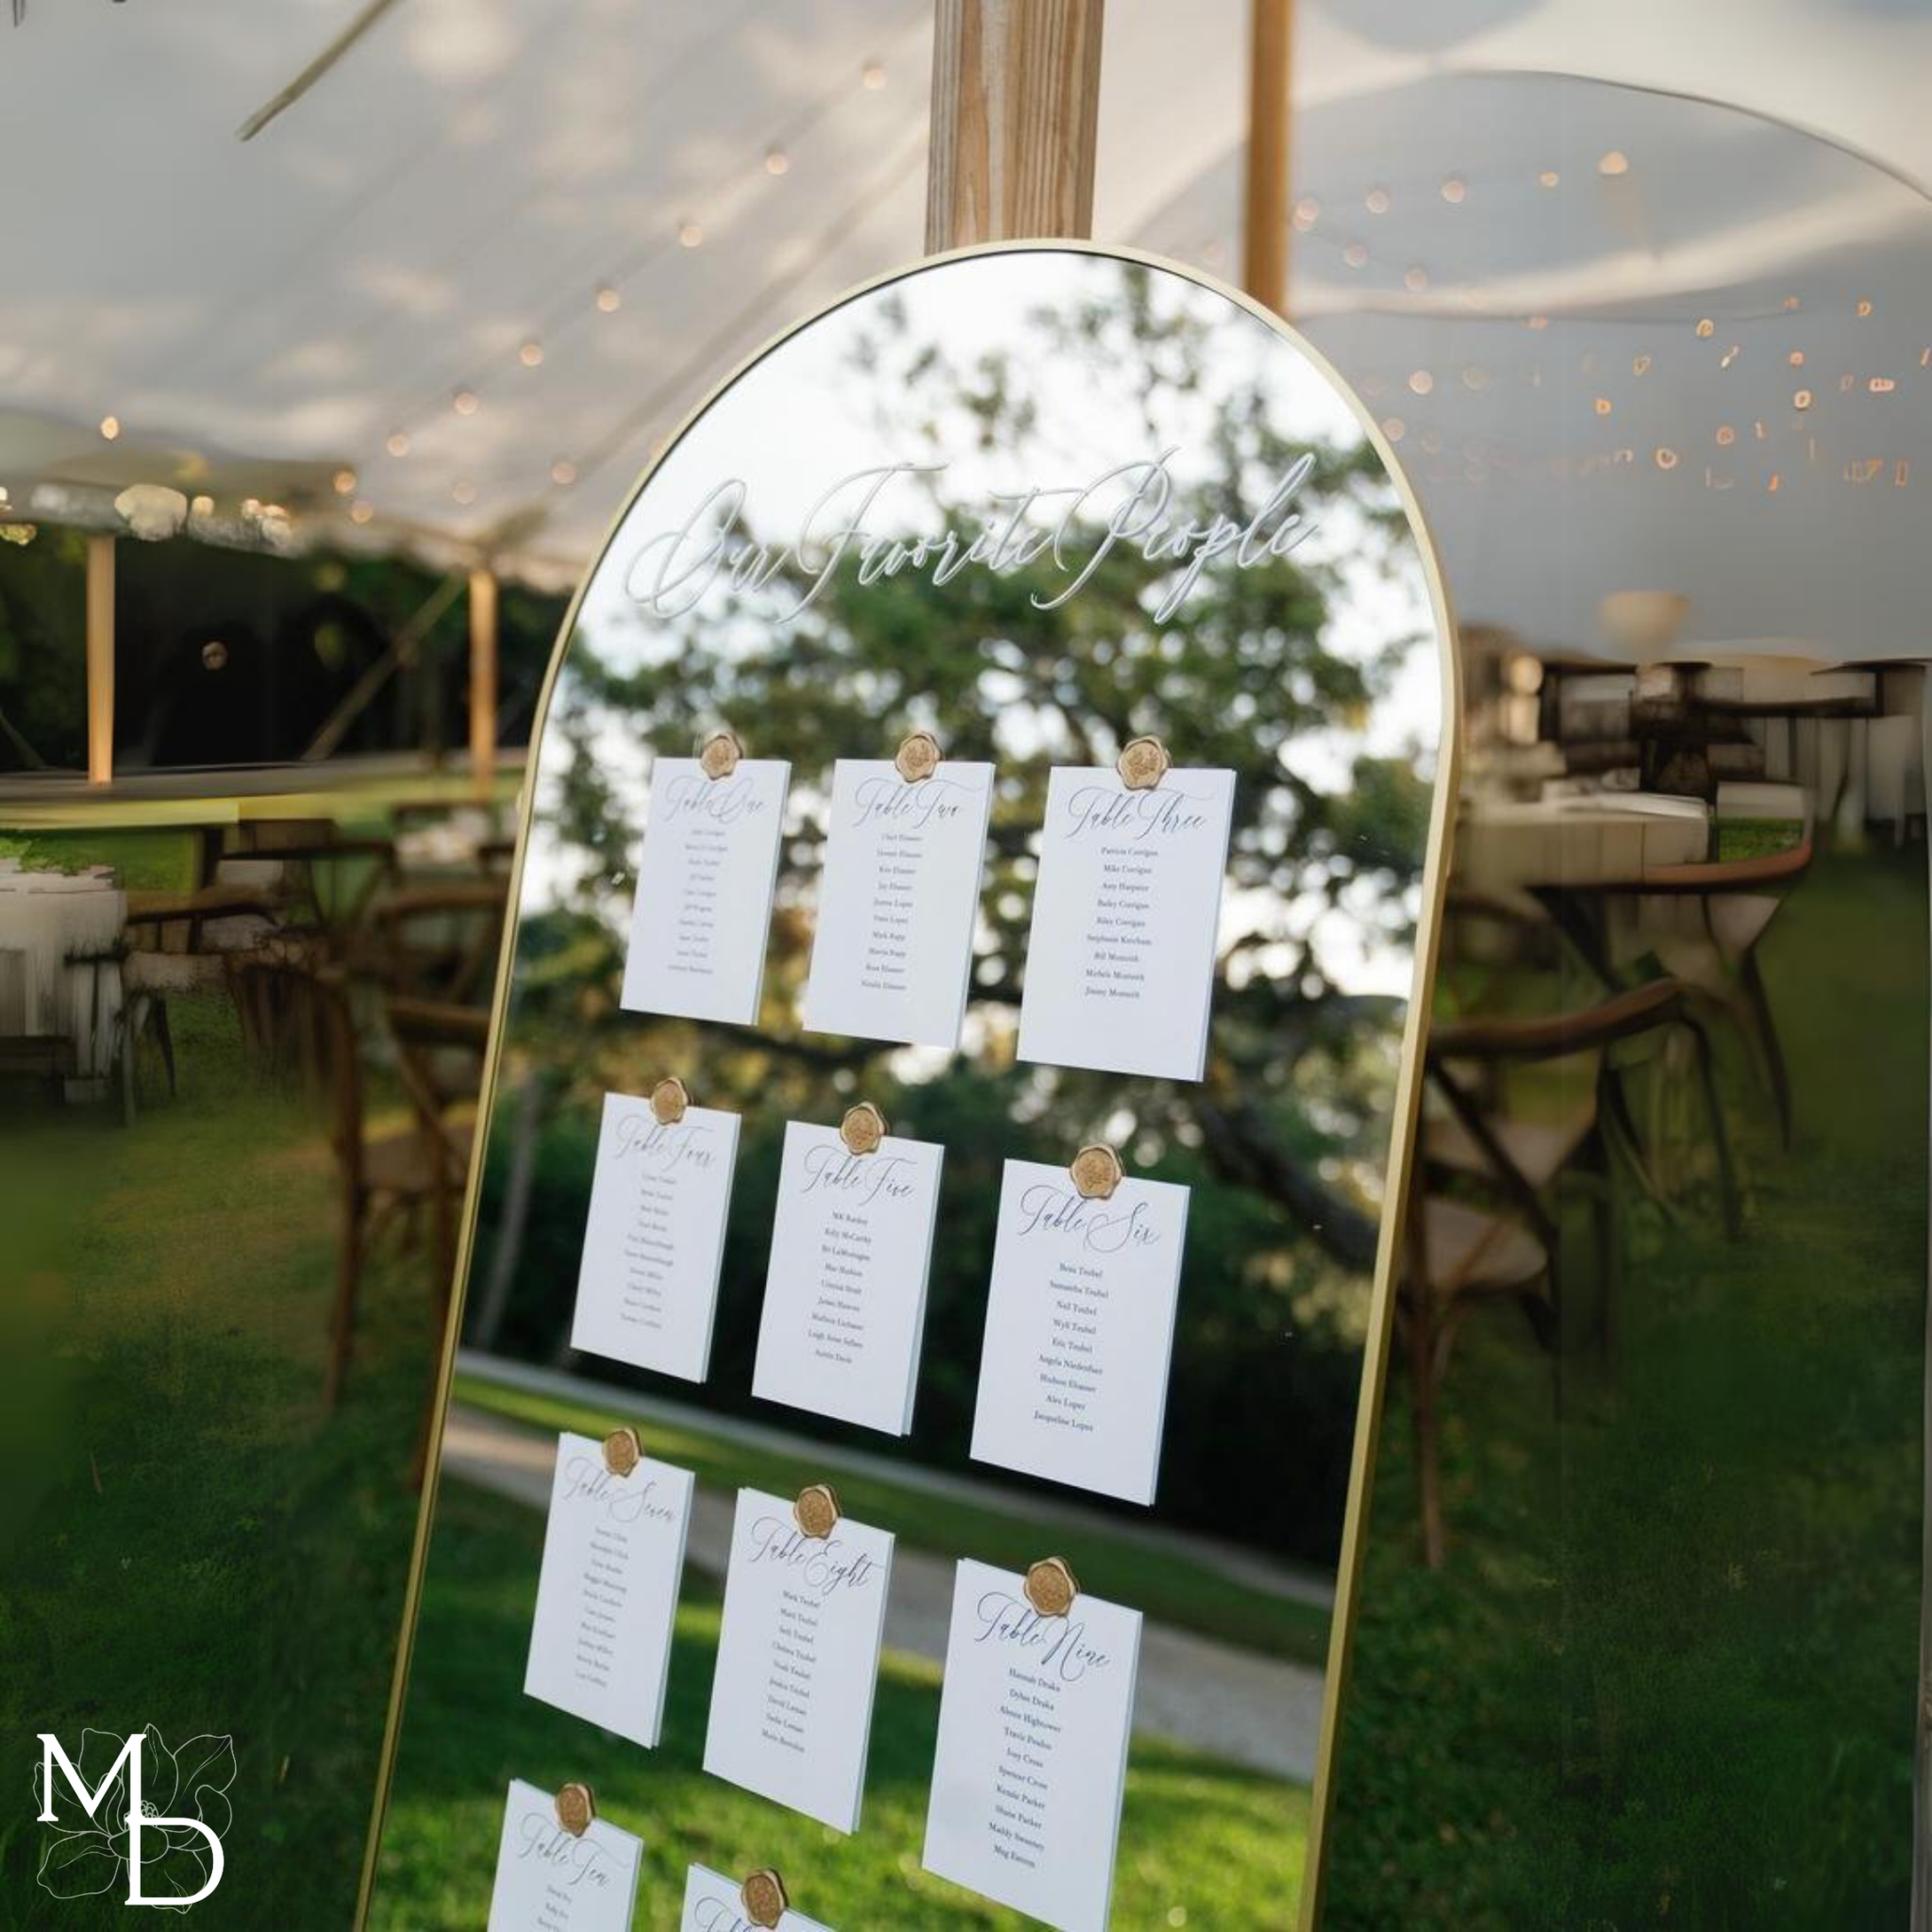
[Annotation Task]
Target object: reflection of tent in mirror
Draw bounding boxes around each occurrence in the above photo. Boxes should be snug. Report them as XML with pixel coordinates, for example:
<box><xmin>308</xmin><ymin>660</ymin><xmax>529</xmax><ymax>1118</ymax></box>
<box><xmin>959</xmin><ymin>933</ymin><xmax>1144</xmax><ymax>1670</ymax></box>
<box><xmin>371</xmin><ymin>249</ymin><xmax>1449</xmax><ymax>1932</ymax></box>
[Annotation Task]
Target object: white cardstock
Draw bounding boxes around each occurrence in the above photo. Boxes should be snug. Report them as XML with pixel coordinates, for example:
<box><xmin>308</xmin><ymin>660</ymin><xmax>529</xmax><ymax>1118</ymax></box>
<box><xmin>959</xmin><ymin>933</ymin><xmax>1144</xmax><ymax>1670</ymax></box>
<box><xmin>486</xmin><ymin>1777</ymin><xmax>642</xmax><ymax>1932</ymax></box>
<box><xmin>523</xmin><ymin>1431</ymin><xmax>694</xmax><ymax>1748</ymax></box>
<box><xmin>922</xmin><ymin>1561</ymin><xmax>1142</xmax><ymax>1932</ymax></box>
<box><xmin>701</xmin><ymin>1488</ymin><xmax>894</xmax><ymax>1833</ymax></box>
<box><xmin>969</xmin><ymin>1159</ymin><xmax>1191</xmax><ymax>1506</ymax></box>
<box><xmin>621</xmin><ymin>756</ymin><xmax>791</xmax><ymax>1024</ymax></box>
<box><xmin>1016</xmin><ymin>763</ymin><xmax>1236</xmax><ymax>1081</ymax></box>
<box><xmin>751</xmin><ymin>1121</ymin><xmax>944</xmax><ymax>1435</ymax></box>
<box><xmin>571</xmin><ymin>1091</ymin><xmax>741</xmax><ymax>1383</ymax></box>
<box><xmin>677</xmin><ymin>1864</ymin><xmax>835</xmax><ymax>1932</ymax></box>
<box><xmin>801</xmin><ymin>757</ymin><xmax>993</xmax><ymax>1049</ymax></box>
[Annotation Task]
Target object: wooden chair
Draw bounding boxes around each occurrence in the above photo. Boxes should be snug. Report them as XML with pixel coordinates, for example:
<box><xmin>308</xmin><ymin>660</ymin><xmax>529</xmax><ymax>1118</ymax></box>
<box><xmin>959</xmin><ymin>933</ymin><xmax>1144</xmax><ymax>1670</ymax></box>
<box><xmin>367</xmin><ymin>880</ymin><xmax>509</xmax><ymax>1008</ymax></box>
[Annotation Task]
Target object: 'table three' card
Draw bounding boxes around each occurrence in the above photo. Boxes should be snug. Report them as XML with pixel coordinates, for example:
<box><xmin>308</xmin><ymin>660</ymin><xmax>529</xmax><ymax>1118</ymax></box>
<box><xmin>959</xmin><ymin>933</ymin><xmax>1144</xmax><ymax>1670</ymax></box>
<box><xmin>523</xmin><ymin>1431</ymin><xmax>693</xmax><ymax>1747</ymax></box>
<box><xmin>487</xmin><ymin>1778</ymin><xmax>641</xmax><ymax>1932</ymax></box>
<box><xmin>752</xmin><ymin>1120</ymin><xmax>943</xmax><ymax>1435</ymax></box>
<box><xmin>969</xmin><ymin>1158</ymin><xmax>1191</xmax><ymax>1506</ymax></box>
<box><xmin>622</xmin><ymin>756</ymin><xmax>791</xmax><ymax>1025</ymax></box>
<box><xmin>702</xmin><ymin>1488</ymin><xmax>894</xmax><ymax>1833</ymax></box>
<box><xmin>571</xmin><ymin>1091</ymin><xmax>740</xmax><ymax>1383</ymax></box>
<box><xmin>1016</xmin><ymin>763</ymin><xmax>1235</xmax><ymax>1081</ymax></box>
<box><xmin>802</xmin><ymin>757</ymin><xmax>993</xmax><ymax>1050</ymax></box>
<box><xmin>922</xmin><ymin>1561</ymin><xmax>1142</xmax><ymax>1932</ymax></box>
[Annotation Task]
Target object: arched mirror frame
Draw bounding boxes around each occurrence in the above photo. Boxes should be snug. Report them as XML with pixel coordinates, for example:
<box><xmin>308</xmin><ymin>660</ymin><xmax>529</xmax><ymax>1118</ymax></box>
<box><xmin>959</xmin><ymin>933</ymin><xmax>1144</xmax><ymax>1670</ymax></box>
<box><xmin>356</xmin><ymin>240</ymin><xmax>1463</xmax><ymax>1932</ymax></box>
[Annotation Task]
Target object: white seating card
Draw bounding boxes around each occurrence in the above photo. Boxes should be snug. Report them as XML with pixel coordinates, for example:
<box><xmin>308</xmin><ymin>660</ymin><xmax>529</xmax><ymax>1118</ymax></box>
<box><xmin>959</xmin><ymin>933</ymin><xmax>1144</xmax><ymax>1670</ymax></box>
<box><xmin>969</xmin><ymin>1158</ymin><xmax>1191</xmax><ymax>1506</ymax></box>
<box><xmin>801</xmin><ymin>758</ymin><xmax>993</xmax><ymax>1049</ymax></box>
<box><xmin>702</xmin><ymin>1488</ymin><xmax>894</xmax><ymax>1833</ymax></box>
<box><xmin>1016</xmin><ymin>763</ymin><xmax>1236</xmax><ymax>1081</ymax></box>
<box><xmin>523</xmin><ymin>1432</ymin><xmax>693</xmax><ymax>1748</ymax></box>
<box><xmin>751</xmin><ymin>1121</ymin><xmax>944</xmax><ymax>1435</ymax></box>
<box><xmin>922</xmin><ymin>1561</ymin><xmax>1142</xmax><ymax>1932</ymax></box>
<box><xmin>621</xmin><ymin>756</ymin><xmax>791</xmax><ymax>1024</ymax></box>
<box><xmin>486</xmin><ymin>1778</ymin><xmax>641</xmax><ymax>1932</ymax></box>
<box><xmin>678</xmin><ymin>1864</ymin><xmax>835</xmax><ymax>1932</ymax></box>
<box><xmin>571</xmin><ymin>1091</ymin><xmax>741</xmax><ymax>1383</ymax></box>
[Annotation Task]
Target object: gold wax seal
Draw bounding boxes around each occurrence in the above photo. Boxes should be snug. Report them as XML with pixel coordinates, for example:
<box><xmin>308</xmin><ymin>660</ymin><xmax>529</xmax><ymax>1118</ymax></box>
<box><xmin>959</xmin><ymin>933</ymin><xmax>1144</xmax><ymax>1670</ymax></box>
<box><xmin>1116</xmin><ymin>735</ymin><xmax>1171</xmax><ymax>791</ymax></box>
<box><xmin>793</xmin><ymin>1484</ymin><xmax>841</xmax><ymax>1540</ymax></box>
<box><xmin>894</xmin><ymin>729</ymin><xmax>941</xmax><ymax>784</ymax></box>
<box><xmin>1070</xmin><ymin>1144</ymin><xmax>1124</xmax><ymax>1200</ymax></box>
<box><xmin>698</xmin><ymin>730</ymin><xmax>742</xmax><ymax>779</ymax></box>
<box><xmin>839</xmin><ymin>1103</ymin><xmax>888</xmax><ymax>1157</ymax></box>
<box><xmin>648</xmin><ymin>1075</ymin><xmax>690</xmax><ymax>1125</ymax></box>
<box><xmin>741</xmin><ymin>1868</ymin><xmax>789</xmax><ymax>1928</ymax></box>
<box><xmin>602</xmin><ymin>1427</ymin><xmax>641</xmax><ymax>1478</ymax></box>
<box><xmin>1024</xmin><ymin>1557</ymin><xmax>1080</xmax><ymax>1619</ymax></box>
<box><xmin>554</xmin><ymin>1782</ymin><xmax>596</xmax><ymax>1837</ymax></box>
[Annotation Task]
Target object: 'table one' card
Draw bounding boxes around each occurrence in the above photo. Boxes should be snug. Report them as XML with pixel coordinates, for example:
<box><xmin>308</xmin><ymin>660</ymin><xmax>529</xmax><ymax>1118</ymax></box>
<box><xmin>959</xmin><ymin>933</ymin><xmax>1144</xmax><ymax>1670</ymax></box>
<box><xmin>1016</xmin><ymin>763</ymin><xmax>1235</xmax><ymax>1081</ymax></box>
<box><xmin>751</xmin><ymin>1120</ymin><xmax>943</xmax><ymax>1435</ymax></box>
<box><xmin>486</xmin><ymin>1778</ymin><xmax>641</xmax><ymax>1932</ymax></box>
<box><xmin>922</xmin><ymin>1561</ymin><xmax>1142</xmax><ymax>1932</ymax></box>
<box><xmin>701</xmin><ymin>1488</ymin><xmax>894</xmax><ymax>1834</ymax></box>
<box><xmin>621</xmin><ymin>756</ymin><xmax>791</xmax><ymax>1025</ymax></box>
<box><xmin>801</xmin><ymin>757</ymin><xmax>993</xmax><ymax>1050</ymax></box>
<box><xmin>523</xmin><ymin>1431</ymin><xmax>693</xmax><ymax>1747</ymax></box>
<box><xmin>969</xmin><ymin>1158</ymin><xmax>1191</xmax><ymax>1506</ymax></box>
<box><xmin>571</xmin><ymin>1091</ymin><xmax>740</xmax><ymax>1383</ymax></box>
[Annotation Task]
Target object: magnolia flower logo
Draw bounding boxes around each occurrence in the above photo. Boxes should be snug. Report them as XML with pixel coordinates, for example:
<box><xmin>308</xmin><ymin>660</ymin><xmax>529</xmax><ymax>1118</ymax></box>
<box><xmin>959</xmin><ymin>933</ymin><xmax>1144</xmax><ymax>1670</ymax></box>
<box><xmin>34</xmin><ymin>1726</ymin><xmax>234</xmax><ymax>1911</ymax></box>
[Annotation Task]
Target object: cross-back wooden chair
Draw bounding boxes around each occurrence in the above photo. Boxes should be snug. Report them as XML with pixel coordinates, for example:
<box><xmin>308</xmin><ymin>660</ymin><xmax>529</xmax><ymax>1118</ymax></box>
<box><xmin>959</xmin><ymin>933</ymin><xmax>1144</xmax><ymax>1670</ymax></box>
<box><xmin>367</xmin><ymin>880</ymin><xmax>509</xmax><ymax>1008</ymax></box>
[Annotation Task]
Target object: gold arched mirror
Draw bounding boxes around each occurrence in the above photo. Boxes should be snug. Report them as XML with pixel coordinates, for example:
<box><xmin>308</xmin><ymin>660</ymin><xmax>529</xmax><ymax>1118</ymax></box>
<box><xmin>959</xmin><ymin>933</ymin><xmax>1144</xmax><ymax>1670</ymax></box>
<box><xmin>359</xmin><ymin>245</ymin><xmax>1454</xmax><ymax>1932</ymax></box>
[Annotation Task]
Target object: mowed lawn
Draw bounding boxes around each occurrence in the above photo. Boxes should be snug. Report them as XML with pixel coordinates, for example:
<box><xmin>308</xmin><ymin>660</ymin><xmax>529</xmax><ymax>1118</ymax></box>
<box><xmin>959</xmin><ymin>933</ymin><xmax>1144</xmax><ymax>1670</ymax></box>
<box><xmin>1322</xmin><ymin>844</ymin><xmax>1928</xmax><ymax>1930</ymax></box>
<box><xmin>0</xmin><ymin>992</ymin><xmax>435</xmax><ymax>1932</ymax></box>
<box><xmin>370</xmin><ymin>1478</ymin><xmax>1307</xmax><ymax>1930</ymax></box>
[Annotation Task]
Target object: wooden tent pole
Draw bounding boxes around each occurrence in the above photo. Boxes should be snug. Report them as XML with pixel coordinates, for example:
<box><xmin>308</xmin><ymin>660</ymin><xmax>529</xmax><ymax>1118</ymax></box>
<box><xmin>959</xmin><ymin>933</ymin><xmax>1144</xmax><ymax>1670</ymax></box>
<box><xmin>924</xmin><ymin>0</ymin><xmax>1105</xmax><ymax>252</ymax></box>
<box><xmin>1242</xmin><ymin>0</ymin><xmax>1294</xmax><ymax>317</ymax></box>
<box><xmin>85</xmin><ymin>533</ymin><xmax>115</xmax><ymax>786</ymax></box>
<box><xmin>468</xmin><ymin>566</ymin><xmax>498</xmax><ymax>792</ymax></box>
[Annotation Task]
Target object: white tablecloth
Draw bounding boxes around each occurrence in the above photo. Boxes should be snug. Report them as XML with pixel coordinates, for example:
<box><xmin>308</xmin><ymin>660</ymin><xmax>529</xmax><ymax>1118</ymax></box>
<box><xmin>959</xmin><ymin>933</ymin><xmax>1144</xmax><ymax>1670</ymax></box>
<box><xmin>0</xmin><ymin>860</ymin><xmax>127</xmax><ymax>1076</ymax></box>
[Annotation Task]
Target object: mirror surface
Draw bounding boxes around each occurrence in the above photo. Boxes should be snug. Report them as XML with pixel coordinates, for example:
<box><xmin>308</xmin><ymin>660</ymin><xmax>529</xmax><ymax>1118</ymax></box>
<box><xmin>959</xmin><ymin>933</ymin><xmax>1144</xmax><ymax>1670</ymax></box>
<box><xmin>365</xmin><ymin>246</ymin><xmax>1448</xmax><ymax>1930</ymax></box>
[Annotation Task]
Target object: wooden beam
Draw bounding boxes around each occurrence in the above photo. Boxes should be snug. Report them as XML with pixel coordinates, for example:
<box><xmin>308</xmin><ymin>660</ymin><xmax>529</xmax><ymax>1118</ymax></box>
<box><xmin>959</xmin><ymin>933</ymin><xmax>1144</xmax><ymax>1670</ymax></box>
<box><xmin>467</xmin><ymin>567</ymin><xmax>498</xmax><ymax>791</ymax></box>
<box><xmin>925</xmin><ymin>0</ymin><xmax>1105</xmax><ymax>253</ymax></box>
<box><xmin>1242</xmin><ymin>0</ymin><xmax>1293</xmax><ymax>316</ymax></box>
<box><xmin>85</xmin><ymin>533</ymin><xmax>115</xmax><ymax>786</ymax></box>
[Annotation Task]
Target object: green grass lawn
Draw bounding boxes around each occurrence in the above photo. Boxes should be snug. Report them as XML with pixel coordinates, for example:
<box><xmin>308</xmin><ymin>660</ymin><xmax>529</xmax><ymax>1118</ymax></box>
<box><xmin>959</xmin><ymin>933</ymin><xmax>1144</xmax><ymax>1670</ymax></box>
<box><xmin>453</xmin><ymin>1374</ymin><xmax>1332</xmax><ymax>1670</ymax></box>
<box><xmin>370</xmin><ymin>1479</ymin><xmax>1307</xmax><ymax>1931</ymax></box>
<box><xmin>1321</xmin><ymin>843</ymin><xmax>1927</xmax><ymax>1929</ymax></box>
<box><xmin>0</xmin><ymin>826</ymin><xmax>200</xmax><ymax>890</ymax></box>
<box><xmin>0</xmin><ymin>994</ymin><xmax>434</xmax><ymax>1931</ymax></box>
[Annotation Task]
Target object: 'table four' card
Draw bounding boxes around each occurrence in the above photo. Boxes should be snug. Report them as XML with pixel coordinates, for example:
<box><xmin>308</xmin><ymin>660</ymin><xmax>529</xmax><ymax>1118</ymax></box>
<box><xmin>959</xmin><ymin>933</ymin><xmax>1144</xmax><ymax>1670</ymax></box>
<box><xmin>621</xmin><ymin>757</ymin><xmax>791</xmax><ymax>1025</ymax></box>
<box><xmin>752</xmin><ymin>1121</ymin><xmax>944</xmax><ymax>1436</ymax></box>
<box><xmin>969</xmin><ymin>1158</ymin><xmax>1191</xmax><ymax>1506</ymax></box>
<box><xmin>922</xmin><ymin>1561</ymin><xmax>1142</xmax><ymax>1932</ymax></box>
<box><xmin>678</xmin><ymin>1865</ymin><xmax>836</xmax><ymax>1932</ymax></box>
<box><xmin>487</xmin><ymin>1778</ymin><xmax>641</xmax><ymax>1932</ymax></box>
<box><xmin>571</xmin><ymin>1091</ymin><xmax>741</xmax><ymax>1383</ymax></box>
<box><xmin>801</xmin><ymin>758</ymin><xmax>993</xmax><ymax>1050</ymax></box>
<box><xmin>523</xmin><ymin>1432</ymin><xmax>693</xmax><ymax>1748</ymax></box>
<box><xmin>702</xmin><ymin>1488</ymin><xmax>894</xmax><ymax>1834</ymax></box>
<box><xmin>1016</xmin><ymin>763</ymin><xmax>1236</xmax><ymax>1081</ymax></box>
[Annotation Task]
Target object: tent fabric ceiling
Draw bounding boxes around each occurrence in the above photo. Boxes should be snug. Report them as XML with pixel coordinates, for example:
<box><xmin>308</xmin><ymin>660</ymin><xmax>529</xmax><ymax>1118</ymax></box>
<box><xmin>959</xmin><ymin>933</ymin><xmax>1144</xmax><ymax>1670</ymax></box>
<box><xmin>0</xmin><ymin>0</ymin><xmax>1925</xmax><ymax>653</ymax></box>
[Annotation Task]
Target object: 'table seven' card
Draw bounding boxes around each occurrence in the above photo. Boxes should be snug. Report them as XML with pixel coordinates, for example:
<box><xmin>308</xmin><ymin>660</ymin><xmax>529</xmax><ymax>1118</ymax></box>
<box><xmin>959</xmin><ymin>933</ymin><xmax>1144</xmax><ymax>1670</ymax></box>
<box><xmin>678</xmin><ymin>1864</ymin><xmax>835</xmax><ymax>1932</ymax></box>
<box><xmin>571</xmin><ymin>1091</ymin><xmax>740</xmax><ymax>1383</ymax></box>
<box><xmin>487</xmin><ymin>1778</ymin><xmax>641</xmax><ymax>1932</ymax></box>
<box><xmin>621</xmin><ymin>756</ymin><xmax>791</xmax><ymax>1025</ymax></box>
<box><xmin>1016</xmin><ymin>763</ymin><xmax>1236</xmax><ymax>1081</ymax></box>
<box><xmin>523</xmin><ymin>1432</ymin><xmax>693</xmax><ymax>1748</ymax></box>
<box><xmin>702</xmin><ymin>1488</ymin><xmax>894</xmax><ymax>1834</ymax></box>
<box><xmin>802</xmin><ymin>758</ymin><xmax>993</xmax><ymax>1050</ymax></box>
<box><xmin>752</xmin><ymin>1121</ymin><xmax>944</xmax><ymax>1435</ymax></box>
<box><xmin>922</xmin><ymin>1562</ymin><xmax>1142</xmax><ymax>1932</ymax></box>
<box><xmin>969</xmin><ymin>1158</ymin><xmax>1191</xmax><ymax>1506</ymax></box>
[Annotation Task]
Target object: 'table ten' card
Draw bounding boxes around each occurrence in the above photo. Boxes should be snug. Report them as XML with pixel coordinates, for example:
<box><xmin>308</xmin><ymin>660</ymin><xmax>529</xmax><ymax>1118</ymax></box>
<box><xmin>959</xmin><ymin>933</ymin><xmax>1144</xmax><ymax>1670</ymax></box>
<box><xmin>487</xmin><ymin>1777</ymin><xmax>641</xmax><ymax>1932</ymax></box>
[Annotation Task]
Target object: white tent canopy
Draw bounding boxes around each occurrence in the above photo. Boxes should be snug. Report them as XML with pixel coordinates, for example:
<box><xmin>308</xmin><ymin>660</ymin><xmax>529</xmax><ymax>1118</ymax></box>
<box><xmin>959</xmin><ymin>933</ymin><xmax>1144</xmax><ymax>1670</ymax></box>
<box><xmin>1</xmin><ymin>0</ymin><xmax>1925</xmax><ymax>655</ymax></box>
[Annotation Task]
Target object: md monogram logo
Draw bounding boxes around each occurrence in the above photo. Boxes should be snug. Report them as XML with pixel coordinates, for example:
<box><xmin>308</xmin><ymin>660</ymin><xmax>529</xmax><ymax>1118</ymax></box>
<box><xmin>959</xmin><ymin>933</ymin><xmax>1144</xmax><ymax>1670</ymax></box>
<box><xmin>34</xmin><ymin>1727</ymin><xmax>233</xmax><ymax>1910</ymax></box>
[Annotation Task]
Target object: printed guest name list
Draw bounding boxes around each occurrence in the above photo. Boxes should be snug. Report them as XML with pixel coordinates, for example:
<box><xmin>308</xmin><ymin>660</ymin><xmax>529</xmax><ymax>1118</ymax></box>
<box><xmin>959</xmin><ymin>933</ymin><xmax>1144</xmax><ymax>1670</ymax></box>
<box><xmin>1017</xmin><ymin>763</ymin><xmax>1235</xmax><ymax>1082</ymax></box>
